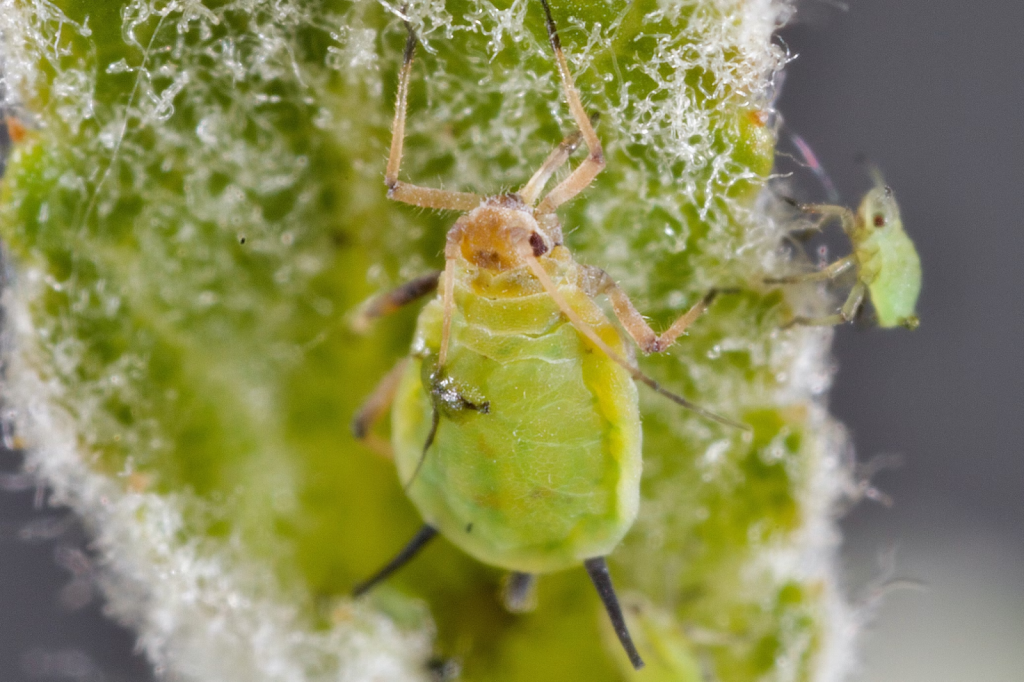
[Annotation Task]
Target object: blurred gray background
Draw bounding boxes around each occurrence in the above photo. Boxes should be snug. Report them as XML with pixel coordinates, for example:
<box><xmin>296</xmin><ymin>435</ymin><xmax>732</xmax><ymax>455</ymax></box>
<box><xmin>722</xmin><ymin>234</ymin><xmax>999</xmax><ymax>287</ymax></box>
<box><xmin>778</xmin><ymin>1</ymin><xmax>1024</xmax><ymax>680</ymax></box>
<box><xmin>1</xmin><ymin>0</ymin><xmax>1021</xmax><ymax>680</ymax></box>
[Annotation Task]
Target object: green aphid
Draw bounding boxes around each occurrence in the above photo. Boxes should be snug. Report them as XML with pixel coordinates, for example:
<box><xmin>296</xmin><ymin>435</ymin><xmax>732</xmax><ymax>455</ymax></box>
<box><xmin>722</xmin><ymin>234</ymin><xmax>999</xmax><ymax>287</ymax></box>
<box><xmin>349</xmin><ymin>1</ymin><xmax>744</xmax><ymax>670</ymax></box>
<box><xmin>769</xmin><ymin>175</ymin><xmax>922</xmax><ymax>329</ymax></box>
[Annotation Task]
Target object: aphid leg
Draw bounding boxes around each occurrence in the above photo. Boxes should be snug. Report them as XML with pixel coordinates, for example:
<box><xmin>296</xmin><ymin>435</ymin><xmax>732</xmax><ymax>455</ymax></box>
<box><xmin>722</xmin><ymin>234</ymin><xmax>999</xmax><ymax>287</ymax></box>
<box><xmin>764</xmin><ymin>254</ymin><xmax>856</xmax><ymax>285</ymax></box>
<box><xmin>784</xmin><ymin>280</ymin><xmax>867</xmax><ymax>328</ymax></box>
<box><xmin>351</xmin><ymin>271</ymin><xmax>442</xmax><ymax>333</ymax></box>
<box><xmin>581</xmin><ymin>265</ymin><xmax>717</xmax><ymax>354</ymax></box>
<box><xmin>438</xmin><ymin>259</ymin><xmax>457</xmax><ymax>367</ymax></box>
<box><xmin>438</xmin><ymin>232</ymin><xmax>462</xmax><ymax>367</ymax></box>
<box><xmin>519</xmin><ymin>127</ymin><xmax>584</xmax><ymax>205</ymax></box>
<box><xmin>501</xmin><ymin>572</ymin><xmax>538</xmax><ymax>613</ymax></box>
<box><xmin>535</xmin><ymin>0</ymin><xmax>605</xmax><ymax>214</ymax></box>
<box><xmin>790</xmin><ymin>200</ymin><xmax>857</xmax><ymax>238</ymax></box>
<box><xmin>351</xmin><ymin>358</ymin><xmax>410</xmax><ymax>459</ymax></box>
<box><xmin>520</xmin><ymin>112</ymin><xmax>600</xmax><ymax>206</ymax></box>
<box><xmin>352</xmin><ymin>524</ymin><xmax>438</xmax><ymax>597</ymax></box>
<box><xmin>522</xmin><ymin>248</ymin><xmax>746</xmax><ymax>429</ymax></box>
<box><xmin>386</xmin><ymin>22</ymin><xmax>482</xmax><ymax>211</ymax></box>
<box><xmin>583</xmin><ymin>557</ymin><xmax>645</xmax><ymax>670</ymax></box>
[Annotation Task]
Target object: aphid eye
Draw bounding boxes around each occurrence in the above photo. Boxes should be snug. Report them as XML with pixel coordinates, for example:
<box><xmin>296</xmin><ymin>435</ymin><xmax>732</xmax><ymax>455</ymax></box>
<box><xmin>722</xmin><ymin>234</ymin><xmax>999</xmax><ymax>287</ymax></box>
<box><xmin>873</xmin><ymin>214</ymin><xmax>886</xmax><ymax>228</ymax></box>
<box><xmin>529</xmin><ymin>232</ymin><xmax>548</xmax><ymax>257</ymax></box>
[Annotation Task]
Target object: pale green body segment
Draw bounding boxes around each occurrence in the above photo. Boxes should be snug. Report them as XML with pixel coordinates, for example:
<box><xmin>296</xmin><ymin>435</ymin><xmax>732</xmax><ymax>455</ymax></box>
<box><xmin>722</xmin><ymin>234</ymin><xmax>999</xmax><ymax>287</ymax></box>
<box><xmin>852</xmin><ymin>186</ymin><xmax>922</xmax><ymax>328</ymax></box>
<box><xmin>391</xmin><ymin>254</ymin><xmax>642</xmax><ymax>574</ymax></box>
<box><xmin>779</xmin><ymin>182</ymin><xmax>922</xmax><ymax>329</ymax></box>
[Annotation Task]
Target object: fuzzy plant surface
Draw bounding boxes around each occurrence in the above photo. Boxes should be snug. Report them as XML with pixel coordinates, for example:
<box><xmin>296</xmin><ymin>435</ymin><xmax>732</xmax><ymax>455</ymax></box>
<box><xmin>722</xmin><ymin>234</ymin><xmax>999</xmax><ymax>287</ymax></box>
<box><xmin>0</xmin><ymin>0</ymin><xmax>858</xmax><ymax>680</ymax></box>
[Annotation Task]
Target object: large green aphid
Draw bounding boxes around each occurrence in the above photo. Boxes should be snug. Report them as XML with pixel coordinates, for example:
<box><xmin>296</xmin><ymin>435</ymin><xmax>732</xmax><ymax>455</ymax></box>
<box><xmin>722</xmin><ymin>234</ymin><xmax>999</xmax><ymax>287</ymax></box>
<box><xmin>769</xmin><ymin>175</ymin><xmax>922</xmax><ymax>329</ymax></box>
<box><xmin>350</xmin><ymin>1</ymin><xmax>744</xmax><ymax>670</ymax></box>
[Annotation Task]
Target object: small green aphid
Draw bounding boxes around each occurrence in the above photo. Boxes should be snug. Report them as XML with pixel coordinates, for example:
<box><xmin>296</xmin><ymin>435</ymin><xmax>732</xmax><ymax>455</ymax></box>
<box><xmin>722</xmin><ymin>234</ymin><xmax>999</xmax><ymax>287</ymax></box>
<box><xmin>351</xmin><ymin>1</ymin><xmax>743</xmax><ymax>670</ymax></box>
<box><xmin>768</xmin><ymin>174</ymin><xmax>922</xmax><ymax>329</ymax></box>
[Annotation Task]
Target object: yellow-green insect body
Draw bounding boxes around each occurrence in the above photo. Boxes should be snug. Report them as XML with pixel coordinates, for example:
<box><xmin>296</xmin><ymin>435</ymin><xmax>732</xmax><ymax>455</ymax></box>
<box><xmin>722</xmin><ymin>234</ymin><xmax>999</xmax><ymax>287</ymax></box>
<box><xmin>772</xmin><ymin>179</ymin><xmax>922</xmax><ymax>329</ymax></box>
<box><xmin>350</xmin><ymin>2</ymin><xmax>743</xmax><ymax>668</ymax></box>
<box><xmin>850</xmin><ymin>185</ymin><xmax>921</xmax><ymax>328</ymax></box>
<box><xmin>392</xmin><ymin>251</ymin><xmax>641</xmax><ymax>574</ymax></box>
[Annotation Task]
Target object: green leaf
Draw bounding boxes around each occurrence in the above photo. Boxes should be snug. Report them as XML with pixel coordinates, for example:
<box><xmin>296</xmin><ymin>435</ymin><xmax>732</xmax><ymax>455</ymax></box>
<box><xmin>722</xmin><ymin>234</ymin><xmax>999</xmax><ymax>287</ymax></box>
<box><xmin>0</xmin><ymin>1</ymin><xmax>852</xmax><ymax>680</ymax></box>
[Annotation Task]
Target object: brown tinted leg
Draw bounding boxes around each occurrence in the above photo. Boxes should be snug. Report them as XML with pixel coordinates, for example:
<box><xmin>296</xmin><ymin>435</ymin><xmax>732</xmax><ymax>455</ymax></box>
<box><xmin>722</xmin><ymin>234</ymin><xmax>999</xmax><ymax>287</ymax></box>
<box><xmin>351</xmin><ymin>358</ymin><xmax>410</xmax><ymax>459</ymax></box>
<box><xmin>521</xmin><ymin>244</ymin><xmax>745</xmax><ymax>429</ymax></box>
<box><xmin>581</xmin><ymin>265</ymin><xmax>718</xmax><ymax>354</ymax></box>
<box><xmin>535</xmin><ymin>0</ymin><xmax>605</xmax><ymax>214</ymax></box>
<box><xmin>350</xmin><ymin>271</ymin><xmax>441</xmax><ymax>333</ymax></box>
<box><xmin>519</xmin><ymin>127</ymin><xmax>584</xmax><ymax>206</ymax></box>
<box><xmin>386</xmin><ymin>23</ymin><xmax>482</xmax><ymax>211</ymax></box>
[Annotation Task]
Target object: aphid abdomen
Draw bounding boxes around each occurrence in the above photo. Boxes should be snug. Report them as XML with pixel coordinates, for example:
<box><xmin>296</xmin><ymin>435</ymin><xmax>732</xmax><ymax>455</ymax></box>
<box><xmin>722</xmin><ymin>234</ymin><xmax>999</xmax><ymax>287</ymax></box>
<box><xmin>860</xmin><ymin>228</ymin><xmax>922</xmax><ymax>328</ymax></box>
<box><xmin>392</xmin><ymin>264</ymin><xmax>642</xmax><ymax>574</ymax></box>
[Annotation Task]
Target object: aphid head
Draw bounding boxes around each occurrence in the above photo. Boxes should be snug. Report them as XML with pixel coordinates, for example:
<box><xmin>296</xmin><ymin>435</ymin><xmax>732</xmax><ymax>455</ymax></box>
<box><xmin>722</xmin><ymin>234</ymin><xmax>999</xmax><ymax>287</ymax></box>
<box><xmin>856</xmin><ymin>165</ymin><xmax>903</xmax><ymax>234</ymax></box>
<box><xmin>452</xmin><ymin>193</ymin><xmax>560</xmax><ymax>271</ymax></box>
<box><xmin>858</xmin><ymin>183</ymin><xmax>903</xmax><ymax>234</ymax></box>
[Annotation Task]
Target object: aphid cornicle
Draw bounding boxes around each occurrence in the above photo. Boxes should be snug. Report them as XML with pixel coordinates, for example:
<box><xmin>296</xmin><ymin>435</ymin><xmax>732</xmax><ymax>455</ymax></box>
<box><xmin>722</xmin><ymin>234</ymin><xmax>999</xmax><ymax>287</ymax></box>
<box><xmin>768</xmin><ymin>174</ymin><xmax>922</xmax><ymax>329</ymax></box>
<box><xmin>351</xmin><ymin>1</ymin><xmax>743</xmax><ymax>669</ymax></box>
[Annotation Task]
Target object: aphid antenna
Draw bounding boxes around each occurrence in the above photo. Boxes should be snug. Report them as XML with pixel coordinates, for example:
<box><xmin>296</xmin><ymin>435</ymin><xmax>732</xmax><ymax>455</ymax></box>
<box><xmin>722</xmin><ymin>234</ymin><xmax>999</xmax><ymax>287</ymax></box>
<box><xmin>789</xmin><ymin>132</ymin><xmax>840</xmax><ymax>204</ymax></box>
<box><xmin>852</xmin><ymin>152</ymin><xmax>892</xmax><ymax>192</ymax></box>
<box><xmin>352</xmin><ymin>524</ymin><xmax>438</xmax><ymax>597</ymax></box>
<box><xmin>866</xmin><ymin>164</ymin><xmax>887</xmax><ymax>190</ymax></box>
